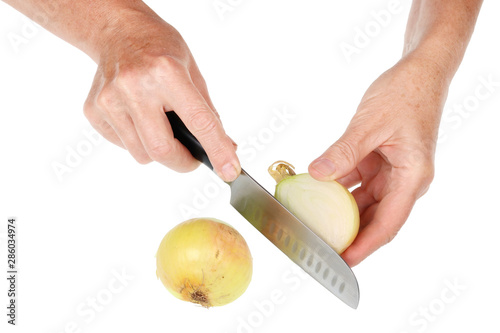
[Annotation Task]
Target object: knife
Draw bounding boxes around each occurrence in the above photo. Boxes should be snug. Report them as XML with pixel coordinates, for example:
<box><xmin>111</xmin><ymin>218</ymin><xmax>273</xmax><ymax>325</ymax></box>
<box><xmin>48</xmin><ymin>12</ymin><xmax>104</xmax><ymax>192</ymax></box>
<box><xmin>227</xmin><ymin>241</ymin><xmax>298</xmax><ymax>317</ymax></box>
<box><xmin>166</xmin><ymin>111</ymin><xmax>360</xmax><ymax>309</ymax></box>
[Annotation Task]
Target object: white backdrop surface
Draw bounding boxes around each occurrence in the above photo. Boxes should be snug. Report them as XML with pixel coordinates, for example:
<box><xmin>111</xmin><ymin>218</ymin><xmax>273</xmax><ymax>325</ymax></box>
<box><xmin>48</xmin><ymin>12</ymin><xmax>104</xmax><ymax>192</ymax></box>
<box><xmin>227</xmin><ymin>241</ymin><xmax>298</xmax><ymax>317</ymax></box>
<box><xmin>1</xmin><ymin>1</ymin><xmax>499</xmax><ymax>332</ymax></box>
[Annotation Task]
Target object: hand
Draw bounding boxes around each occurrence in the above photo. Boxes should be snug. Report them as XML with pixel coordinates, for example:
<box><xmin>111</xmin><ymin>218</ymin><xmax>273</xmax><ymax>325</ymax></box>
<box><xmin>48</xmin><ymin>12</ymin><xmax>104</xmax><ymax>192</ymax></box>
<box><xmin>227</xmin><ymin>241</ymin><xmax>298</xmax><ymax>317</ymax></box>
<box><xmin>83</xmin><ymin>8</ymin><xmax>240</xmax><ymax>181</ymax></box>
<box><xmin>309</xmin><ymin>55</ymin><xmax>449</xmax><ymax>266</ymax></box>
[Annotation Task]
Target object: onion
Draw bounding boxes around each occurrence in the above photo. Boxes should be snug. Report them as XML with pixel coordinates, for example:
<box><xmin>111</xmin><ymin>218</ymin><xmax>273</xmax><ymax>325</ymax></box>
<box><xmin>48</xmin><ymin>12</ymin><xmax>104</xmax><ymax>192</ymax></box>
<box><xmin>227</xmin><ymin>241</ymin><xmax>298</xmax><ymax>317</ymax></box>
<box><xmin>269</xmin><ymin>161</ymin><xmax>359</xmax><ymax>254</ymax></box>
<box><xmin>156</xmin><ymin>218</ymin><xmax>253</xmax><ymax>308</ymax></box>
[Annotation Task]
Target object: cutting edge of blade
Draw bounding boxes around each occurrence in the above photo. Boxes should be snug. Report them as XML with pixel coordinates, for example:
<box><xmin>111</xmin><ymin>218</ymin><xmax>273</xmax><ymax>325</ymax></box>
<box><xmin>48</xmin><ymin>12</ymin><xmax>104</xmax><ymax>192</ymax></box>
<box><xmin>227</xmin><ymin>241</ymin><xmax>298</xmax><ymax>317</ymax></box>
<box><xmin>230</xmin><ymin>169</ymin><xmax>360</xmax><ymax>308</ymax></box>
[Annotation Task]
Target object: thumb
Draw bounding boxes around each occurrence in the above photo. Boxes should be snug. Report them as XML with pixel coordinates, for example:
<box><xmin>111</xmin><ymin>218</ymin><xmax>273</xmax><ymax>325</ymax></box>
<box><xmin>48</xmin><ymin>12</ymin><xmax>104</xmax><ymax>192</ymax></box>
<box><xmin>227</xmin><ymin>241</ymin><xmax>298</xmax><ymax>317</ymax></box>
<box><xmin>308</xmin><ymin>131</ymin><xmax>376</xmax><ymax>181</ymax></box>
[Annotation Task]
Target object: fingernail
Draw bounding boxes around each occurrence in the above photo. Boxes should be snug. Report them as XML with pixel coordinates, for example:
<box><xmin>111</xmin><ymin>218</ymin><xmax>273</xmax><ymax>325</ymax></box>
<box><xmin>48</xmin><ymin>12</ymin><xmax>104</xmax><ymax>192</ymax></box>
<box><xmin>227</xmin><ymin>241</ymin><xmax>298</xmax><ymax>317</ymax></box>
<box><xmin>221</xmin><ymin>162</ymin><xmax>240</xmax><ymax>182</ymax></box>
<box><xmin>310</xmin><ymin>159</ymin><xmax>336</xmax><ymax>177</ymax></box>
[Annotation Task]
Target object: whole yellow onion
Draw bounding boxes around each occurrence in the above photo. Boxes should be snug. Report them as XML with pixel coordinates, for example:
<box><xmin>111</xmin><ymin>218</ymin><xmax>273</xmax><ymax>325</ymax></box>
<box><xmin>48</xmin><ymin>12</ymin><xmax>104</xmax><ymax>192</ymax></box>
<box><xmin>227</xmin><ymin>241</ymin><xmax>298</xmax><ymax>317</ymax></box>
<box><xmin>156</xmin><ymin>218</ymin><xmax>253</xmax><ymax>308</ymax></box>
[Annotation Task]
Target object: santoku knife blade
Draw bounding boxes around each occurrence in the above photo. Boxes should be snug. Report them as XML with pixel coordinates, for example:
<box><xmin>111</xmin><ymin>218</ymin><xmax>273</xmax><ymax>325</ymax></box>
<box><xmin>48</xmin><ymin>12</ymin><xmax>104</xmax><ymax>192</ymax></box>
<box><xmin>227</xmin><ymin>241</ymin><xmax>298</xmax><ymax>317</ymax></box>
<box><xmin>166</xmin><ymin>111</ymin><xmax>360</xmax><ymax>308</ymax></box>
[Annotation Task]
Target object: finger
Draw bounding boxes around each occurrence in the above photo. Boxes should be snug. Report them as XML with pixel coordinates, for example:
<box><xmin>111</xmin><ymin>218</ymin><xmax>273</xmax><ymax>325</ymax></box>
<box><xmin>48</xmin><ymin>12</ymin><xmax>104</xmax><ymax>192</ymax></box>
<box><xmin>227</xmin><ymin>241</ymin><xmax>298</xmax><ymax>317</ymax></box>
<box><xmin>163</xmin><ymin>72</ymin><xmax>240</xmax><ymax>182</ymax></box>
<box><xmin>340</xmin><ymin>190</ymin><xmax>415</xmax><ymax>267</ymax></box>
<box><xmin>193</xmin><ymin>89</ymin><xmax>237</xmax><ymax>151</ymax></box>
<box><xmin>85</xmin><ymin>117</ymin><xmax>125</xmax><ymax>149</ymax></box>
<box><xmin>84</xmin><ymin>99</ymin><xmax>125</xmax><ymax>149</ymax></box>
<box><xmin>336</xmin><ymin>151</ymin><xmax>385</xmax><ymax>189</ymax></box>
<box><xmin>308</xmin><ymin>128</ymin><xmax>381</xmax><ymax>182</ymax></box>
<box><xmin>336</xmin><ymin>168</ymin><xmax>362</xmax><ymax>189</ymax></box>
<box><xmin>358</xmin><ymin>202</ymin><xmax>378</xmax><ymax>230</ymax></box>
<box><xmin>350</xmin><ymin>187</ymin><xmax>376</xmax><ymax>218</ymax></box>
<box><xmin>130</xmin><ymin>104</ymin><xmax>200</xmax><ymax>172</ymax></box>
<box><xmin>189</xmin><ymin>65</ymin><xmax>218</xmax><ymax>117</ymax></box>
<box><xmin>189</xmin><ymin>67</ymin><xmax>238</xmax><ymax>151</ymax></box>
<box><xmin>106</xmin><ymin>111</ymin><xmax>152</xmax><ymax>164</ymax></box>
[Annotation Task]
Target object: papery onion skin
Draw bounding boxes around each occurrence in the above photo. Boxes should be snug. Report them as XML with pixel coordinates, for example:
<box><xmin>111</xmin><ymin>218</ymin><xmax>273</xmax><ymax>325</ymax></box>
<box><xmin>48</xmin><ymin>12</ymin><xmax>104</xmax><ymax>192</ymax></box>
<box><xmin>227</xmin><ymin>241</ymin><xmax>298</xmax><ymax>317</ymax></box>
<box><xmin>156</xmin><ymin>218</ymin><xmax>253</xmax><ymax>308</ymax></box>
<box><xmin>269</xmin><ymin>161</ymin><xmax>359</xmax><ymax>254</ymax></box>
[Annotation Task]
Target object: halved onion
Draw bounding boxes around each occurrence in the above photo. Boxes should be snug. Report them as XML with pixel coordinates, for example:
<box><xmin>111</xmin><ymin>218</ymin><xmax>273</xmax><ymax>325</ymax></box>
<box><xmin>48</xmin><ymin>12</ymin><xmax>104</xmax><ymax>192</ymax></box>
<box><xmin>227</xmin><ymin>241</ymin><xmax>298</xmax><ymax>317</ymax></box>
<box><xmin>269</xmin><ymin>161</ymin><xmax>359</xmax><ymax>254</ymax></box>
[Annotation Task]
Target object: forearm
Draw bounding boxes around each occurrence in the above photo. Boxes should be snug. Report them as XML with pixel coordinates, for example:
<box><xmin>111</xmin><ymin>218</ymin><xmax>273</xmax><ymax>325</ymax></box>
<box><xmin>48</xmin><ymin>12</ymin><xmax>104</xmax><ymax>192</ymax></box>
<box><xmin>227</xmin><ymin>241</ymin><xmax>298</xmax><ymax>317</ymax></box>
<box><xmin>403</xmin><ymin>0</ymin><xmax>483</xmax><ymax>83</ymax></box>
<box><xmin>2</xmin><ymin>0</ymin><xmax>155</xmax><ymax>62</ymax></box>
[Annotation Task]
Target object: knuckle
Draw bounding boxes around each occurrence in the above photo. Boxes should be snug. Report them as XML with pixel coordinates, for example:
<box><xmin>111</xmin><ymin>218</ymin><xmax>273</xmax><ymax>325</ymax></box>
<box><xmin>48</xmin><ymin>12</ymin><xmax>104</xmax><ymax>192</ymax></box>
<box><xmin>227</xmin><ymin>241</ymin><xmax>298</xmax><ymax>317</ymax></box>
<box><xmin>405</xmin><ymin>154</ymin><xmax>435</xmax><ymax>198</ymax></box>
<box><xmin>146</xmin><ymin>140</ymin><xmax>173</xmax><ymax>161</ymax></box>
<box><xmin>206</xmin><ymin>142</ymin><xmax>227</xmax><ymax>160</ymax></box>
<box><xmin>412</xmin><ymin>156</ymin><xmax>435</xmax><ymax>185</ymax></box>
<box><xmin>95</xmin><ymin>85</ymin><xmax>119</xmax><ymax>110</ymax></box>
<box><xmin>187</xmin><ymin>109</ymin><xmax>218</xmax><ymax>135</ymax></box>
<box><xmin>405</xmin><ymin>149</ymin><xmax>435</xmax><ymax>185</ymax></box>
<box><xmin>192</xmin><ymin>73</ymin><xmax>208</xmax><ymax>92</ymax></box>
<box><xmin>332</xmin><ymin>139</ymin><xmax>359</xmax><ymax>163</ymax></box>
<box><xmin>415</xmin><ymin>162</ymin><xmax>435</xmax><ymax>196</ymax></box>
<box><xmin>385</xmin><ymin>229</ymin><xmax>398</xmax><ymax>245</ymax></box>
<box><xmin>381</xmin><ymin>223</ymin><xmax>399</xmax><ymax>245</ymax></box>
<box><xmin>83</xmin><ymin>99</ymin><xmax>96</xmax><ymax>120</ymax></box>
<box><xmin>418</xmin><ymin>163</ymin><xmax>435</xmax><ymax>185</ymax></box>
<box><xmin>114</xmin><ymin>68</ymin><xmax>136</xmax><ymax>91</ymax></box>
<box><xmin>114</xmin><ymin>57</ymin><xmax>180</xmax><ymax>96</ymax></box>
<box><xmin>83</xmin><ymin>100</ymin><xmax>109</xmax><ymax>130</ymax></box>
<box><xmin>155</xmin><ymin>56</ymin><xmax>185</xmax><ymax>75</ymax></box>
<box><xmin>114</xmin><ymin>67</ymin><xmax>155</xmax><ymax>98</ymax></box>
<box><xmin>134</xmin><ymin>154</ymin><xmax>153</xmax><ymax>165</ymax></box>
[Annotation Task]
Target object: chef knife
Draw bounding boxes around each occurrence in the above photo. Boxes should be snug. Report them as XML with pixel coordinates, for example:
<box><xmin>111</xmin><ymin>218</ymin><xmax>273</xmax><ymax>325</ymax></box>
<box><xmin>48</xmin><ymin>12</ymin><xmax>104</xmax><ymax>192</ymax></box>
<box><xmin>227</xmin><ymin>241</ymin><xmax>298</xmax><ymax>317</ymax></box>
<box><xmin>166</xmin><ymin>111</ymin><xmax>360</xmax><ymax>309</ymax></box>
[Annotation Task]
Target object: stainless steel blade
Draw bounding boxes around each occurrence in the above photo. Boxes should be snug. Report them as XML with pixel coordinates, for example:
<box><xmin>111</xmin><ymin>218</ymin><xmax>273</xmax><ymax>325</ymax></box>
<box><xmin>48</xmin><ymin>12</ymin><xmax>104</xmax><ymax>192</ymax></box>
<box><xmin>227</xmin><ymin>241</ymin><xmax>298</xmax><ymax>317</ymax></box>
<box><xmin>229</xmin><ymin>169</ymin><xmax>360</xmax><ymax>308</ymax></box>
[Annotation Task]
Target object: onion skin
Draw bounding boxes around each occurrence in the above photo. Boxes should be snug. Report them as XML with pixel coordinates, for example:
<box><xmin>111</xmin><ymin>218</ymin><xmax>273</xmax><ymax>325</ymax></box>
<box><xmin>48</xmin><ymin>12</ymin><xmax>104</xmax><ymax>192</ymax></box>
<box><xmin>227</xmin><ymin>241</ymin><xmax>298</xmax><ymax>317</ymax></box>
<box><xmin>156</xmin><ymin>218</ymin><xmax>253</xmax><ymax>308</ymax></box>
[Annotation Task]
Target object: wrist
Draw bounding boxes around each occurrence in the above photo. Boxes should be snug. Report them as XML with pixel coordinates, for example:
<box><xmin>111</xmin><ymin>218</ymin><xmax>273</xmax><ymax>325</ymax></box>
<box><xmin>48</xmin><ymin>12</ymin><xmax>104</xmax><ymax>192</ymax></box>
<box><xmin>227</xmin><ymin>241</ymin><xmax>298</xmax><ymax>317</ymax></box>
<box><xmin>402</xmin><ymin>1</ymin><xmax>482</xmax><ymax>87</ymax></box>
<box><xmin>83</xmin><ymin>1</ymin><xmax>158</xmax><ymax>63</ymax></box>
<box><xmin>402</xmin><ymin>41</ymin><xmax>458</xmax><ymax>88</ymax></box>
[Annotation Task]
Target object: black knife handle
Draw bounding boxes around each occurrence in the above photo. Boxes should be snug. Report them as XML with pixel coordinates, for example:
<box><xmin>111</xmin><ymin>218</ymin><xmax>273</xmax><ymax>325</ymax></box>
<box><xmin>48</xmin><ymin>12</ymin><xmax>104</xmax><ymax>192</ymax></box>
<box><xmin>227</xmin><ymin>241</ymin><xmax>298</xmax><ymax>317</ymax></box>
<box><xmin>165</xmin><ymin>111</ymin><xmax>213</xmax><ymax>170</ymax></box>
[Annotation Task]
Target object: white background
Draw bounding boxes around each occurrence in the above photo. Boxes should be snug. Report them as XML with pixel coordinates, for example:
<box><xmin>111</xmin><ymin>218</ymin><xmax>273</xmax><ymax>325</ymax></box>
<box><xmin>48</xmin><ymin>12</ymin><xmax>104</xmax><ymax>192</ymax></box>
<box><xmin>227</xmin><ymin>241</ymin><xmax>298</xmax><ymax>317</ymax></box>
<box><xmin>1</xmin><ymin>0</ymin><xmax>499</xmax><ymax>332</ymax></box>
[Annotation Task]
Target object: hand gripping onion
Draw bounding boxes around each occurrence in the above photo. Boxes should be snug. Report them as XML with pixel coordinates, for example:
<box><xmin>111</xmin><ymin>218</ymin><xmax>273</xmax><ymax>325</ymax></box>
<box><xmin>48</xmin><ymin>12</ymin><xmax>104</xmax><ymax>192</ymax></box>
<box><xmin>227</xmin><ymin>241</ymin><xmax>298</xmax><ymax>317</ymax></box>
<box><xmin>269</xmin><ymin>161</ymin><xmax>359</xmax><ymax>254</ymax></box>
<box><xmin>156</xmin><ymin>218</ymin><xmax>253</xmax><ymax>308</ymax></box>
